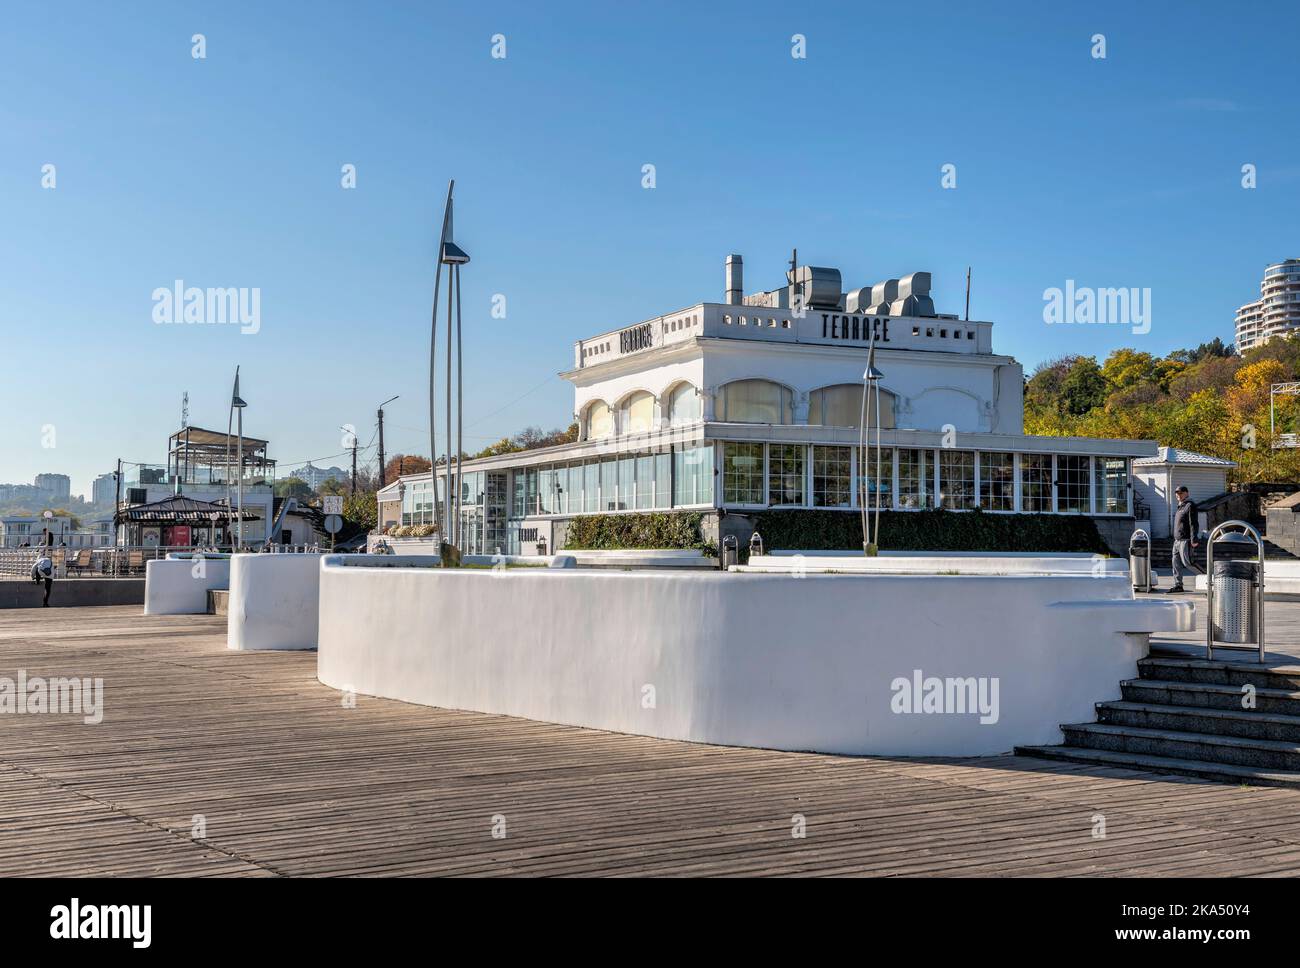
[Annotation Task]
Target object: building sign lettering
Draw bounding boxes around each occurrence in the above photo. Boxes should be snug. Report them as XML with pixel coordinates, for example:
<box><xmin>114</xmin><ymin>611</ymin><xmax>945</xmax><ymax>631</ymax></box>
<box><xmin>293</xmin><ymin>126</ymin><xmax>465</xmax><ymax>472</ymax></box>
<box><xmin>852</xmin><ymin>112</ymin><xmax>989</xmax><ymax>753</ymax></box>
<box><xmin>619</xmin><ymin>323</ymin><xmax>653</xmax><ymax>354</ymax></box>
<box><xmin>821</xmin><ymin>314</ymin><xmax>890</xmax><ymax>344</ymax></box>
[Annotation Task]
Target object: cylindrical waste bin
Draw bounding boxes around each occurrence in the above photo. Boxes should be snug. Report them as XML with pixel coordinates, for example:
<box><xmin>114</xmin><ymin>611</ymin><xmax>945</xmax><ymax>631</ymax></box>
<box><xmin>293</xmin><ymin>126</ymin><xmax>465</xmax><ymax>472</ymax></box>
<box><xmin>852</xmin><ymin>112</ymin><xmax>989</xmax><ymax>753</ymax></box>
<box><xmin>722</xmin><ymin>534</ymin><xmax>738</xmax><ymax>571</ymax></box>
<box><xmin>1129</xmin><ymin>543</ymin><xmax>1150</xmax><ymax>592</ymax></box>
<box><xmin>1211</xmin><ymin>558</ymin><xmax>1260</xmax><ymax>644</ymax></box>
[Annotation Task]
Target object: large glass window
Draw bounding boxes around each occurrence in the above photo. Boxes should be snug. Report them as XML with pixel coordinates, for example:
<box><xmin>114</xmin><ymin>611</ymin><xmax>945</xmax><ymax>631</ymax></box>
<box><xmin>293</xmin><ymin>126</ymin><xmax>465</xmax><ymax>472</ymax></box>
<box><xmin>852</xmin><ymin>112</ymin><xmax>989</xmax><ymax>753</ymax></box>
<box><xmin>1094</xmin><ymin>457</ymin><xmax>1128</xmax><ymax>514</ymax></box>
<box><xmin>583</xmin><ymin>461</ymin><xmax>599</xmax><ymax>513</ymax></box>
<box><xmin>809</xmin><ymin>384</ymin><xmax>897</xmax><ymax>429</ymax></box>
<box><xmin>768</xmin><ymin>444</ymin><xmax>805</xmax><ymax>507</ymax></box>
<box><xmin>600</xmin><ymin>458</ymin><xmax>619</xmax><ymax>511</ymax></box>
<box><xmin>897</xmin><ymin>449</ymin><xmax>931</xmax><ymax>509</ymax></box>
<box><xmin>979</xmin><ymin>452</ymin><xmax>1014</xmax><ymax>511</ymax></box>
<box><xmin>1021</xmin><ymin>454</ymin><xmax>1052</xmax><ymax>512</ymax></box>
<box><xmin>654</xmin><ymin>453</ymin><xmax>671</xmax><ymax>508</ymax></box>
<box><xmin>510</xmin><ymin>471</ymin><xmax>526</xmax><ymax>519</ymax></box>
<box><xmin>716</xmin><ymin>380</ymin><xmax>793</xmax><ymax>424</ymax></box>
<box><xmin>859</xmin><ymin>446</ymin><xmax>894</xmax><ymax>509</ymax></box>
<box><xmin>631</xmin><ymin>454</ymin><xmax>650</xmax><ymax>509</ymax></box>
<box><xmin>673</xmin><ymin>446</ymin><xmax>713</xmax><ymax>506</ymax></box>
<box><xmin>538</xmin><ymin>466</ymin><xmax>558</xmax><ymax>514</ymax></box>
<box><xmin>1057</xmin><ymin>455</ymin><xmax>1090</xmax><ymax>513</ymax></box>
<box><xmin>564</xmin><ymin>464</ymin><xmax>581</xmax><ymax>515</ymax></box>
<box><xmin>666</xmin><ymin>383</ymin><xmax>701</xmax><ymax>426</ymax></box>
<box><xmin>620</xmin><ymin>391</ymin><xmax>655</xmax><ymax>435</ymax></box>
<box><xmin>939</xmin><ymin>451</ymin><xmax>975</xmax><ymax>510</ymax></box>
<box><xmin>585</xmin><ymin>401</ymin><xmax>612</xmax><ymax>440</ymax></box>
<box><xmin>616</xmin><ymin>456</ymin><xmax>635</xmax><ymax>510</ymax></box>
<box><xmin>722</xmin><ymin>442</ymin><xmax>765</xmax><ymax>504</ymax></box>
<box><xmin>812</xmin><ymin>446</ymin><xmax>852</xmax><ymax>508</ymax></box>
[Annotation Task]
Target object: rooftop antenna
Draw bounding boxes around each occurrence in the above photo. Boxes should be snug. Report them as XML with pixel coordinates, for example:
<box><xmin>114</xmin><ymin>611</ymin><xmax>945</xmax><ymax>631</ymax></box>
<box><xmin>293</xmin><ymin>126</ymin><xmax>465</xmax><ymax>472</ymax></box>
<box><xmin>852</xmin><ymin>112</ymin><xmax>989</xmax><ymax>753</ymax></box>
<box><xmin>964</xmin><ymin>266</ymin><xmax>971</xmax><ymax>322</ymax></box>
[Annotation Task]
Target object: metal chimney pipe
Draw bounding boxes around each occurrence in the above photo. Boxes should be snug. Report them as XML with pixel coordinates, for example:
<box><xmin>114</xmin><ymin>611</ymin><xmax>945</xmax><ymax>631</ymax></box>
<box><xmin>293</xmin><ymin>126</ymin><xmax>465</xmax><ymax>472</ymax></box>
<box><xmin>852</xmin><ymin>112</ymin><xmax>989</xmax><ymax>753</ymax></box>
<box><xmin>725</xmin><ymin>254</ymin><xmax>743</xmax><ymax>305</ymax></box>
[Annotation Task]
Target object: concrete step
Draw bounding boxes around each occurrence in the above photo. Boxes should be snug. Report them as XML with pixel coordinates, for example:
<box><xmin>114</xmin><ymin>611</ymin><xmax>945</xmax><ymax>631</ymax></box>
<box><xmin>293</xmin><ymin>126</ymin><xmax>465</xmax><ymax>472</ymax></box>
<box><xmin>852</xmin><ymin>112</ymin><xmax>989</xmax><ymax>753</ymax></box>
<box><xmin>1097</xmin><ymin>699</ymin><xmax>1300</xmax><ymax>743</ymax></box>
<box><xmin>1014</xmin><ymin>744</ymin><xmax>1300</xmax><ymax>789</ymax></box>
<box><xmin>1061</xmin><ymin>721</ymin><xmax>1300</xmax><ymax>771</ymax></box>
<box><xmin>1139</xmin><ymin>655</ymin><xmax>1300</xmax><ymax>691</ymax></box>
<box><xmin>1122</xmin><ymin>677</ymin><xmax>1300</xmax><ymax>715</ymax></box>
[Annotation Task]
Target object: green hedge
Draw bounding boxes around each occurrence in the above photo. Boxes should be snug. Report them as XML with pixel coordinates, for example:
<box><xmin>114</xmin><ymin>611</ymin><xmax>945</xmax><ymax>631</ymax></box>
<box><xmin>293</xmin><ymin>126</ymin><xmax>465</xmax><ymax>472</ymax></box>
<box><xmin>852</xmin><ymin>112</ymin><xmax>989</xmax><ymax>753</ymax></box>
<box><xmin>563</xmin><ymin>511</ymin><xmax>712</xmax><ymax>552</ymax></box>
<box><xmin>750</xmin><ymin>508</ymin><xmax>1111</xmax><ymax>555</ymax></box>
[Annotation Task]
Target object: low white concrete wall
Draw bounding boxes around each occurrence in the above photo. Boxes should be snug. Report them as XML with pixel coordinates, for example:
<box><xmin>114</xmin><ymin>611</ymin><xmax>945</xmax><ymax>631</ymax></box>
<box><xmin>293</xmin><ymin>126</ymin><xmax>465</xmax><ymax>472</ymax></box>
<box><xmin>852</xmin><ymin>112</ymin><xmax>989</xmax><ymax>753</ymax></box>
<box><xmin>143</xmin><ymin>556</ymin><xmax>230</xmax><ymax>615</ymax></box>
<box><xmin>745</xmin><ymin>553</ymin><xmax>1127</xmax><ymax>577</ymax></box>
<box><xmin>227</xmin><ymin>554</ymin><xmax>323</xmax><ymax>651</ymax></box>
<box><xmin>318</xmin><ymin>559</ymin><xmax>1194</xmax><ymax>757</ymax></box>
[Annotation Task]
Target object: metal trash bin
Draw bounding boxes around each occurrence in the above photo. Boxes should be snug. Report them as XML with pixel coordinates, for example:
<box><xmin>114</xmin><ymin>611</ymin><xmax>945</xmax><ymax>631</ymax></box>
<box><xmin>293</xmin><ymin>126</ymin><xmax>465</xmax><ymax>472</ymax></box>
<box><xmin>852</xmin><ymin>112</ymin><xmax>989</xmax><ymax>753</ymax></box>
<box><xmin>1205</xmin><ymin>520</ymin><xmax>1265</xmax><ymax>662</ymax></box>
<box><xmin>1128</xmin><ymin>529</ymin><xmax>1151</xmax><ymax>593</ymax></box>
<box><xmin>1211</xmin><ymin>558</ymin><xmax>1259</xmax><ymax>644</ymax></box>
<box><xmin>722</xmin><ymin>534</ymin><xmax>738</xmax><ymax>571</ymax></box>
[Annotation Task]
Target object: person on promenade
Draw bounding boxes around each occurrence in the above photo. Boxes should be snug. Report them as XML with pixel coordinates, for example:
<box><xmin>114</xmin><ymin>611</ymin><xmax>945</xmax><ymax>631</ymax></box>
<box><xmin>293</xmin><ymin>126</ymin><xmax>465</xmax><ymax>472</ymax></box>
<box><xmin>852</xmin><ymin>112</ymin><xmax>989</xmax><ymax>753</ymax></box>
<box><xmin>1169</xmin><ymin>485</ymin><xmax>1200</xmax><ymax>593</ymax></box>
<box><xmin>30</xmin><ymin>552</ymin><xmax>54</xmax><ymax>607</ymax></box>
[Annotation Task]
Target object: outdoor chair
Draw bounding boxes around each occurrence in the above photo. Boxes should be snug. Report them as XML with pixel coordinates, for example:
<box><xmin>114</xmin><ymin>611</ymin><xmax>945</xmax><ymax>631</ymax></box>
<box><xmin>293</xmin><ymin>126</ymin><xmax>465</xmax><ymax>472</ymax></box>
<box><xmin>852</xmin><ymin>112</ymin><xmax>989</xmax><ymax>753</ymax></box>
<box><xmin>67</xmin><ymin>549</ymin><xmax>93</xmax><ymax>575</ymax></box>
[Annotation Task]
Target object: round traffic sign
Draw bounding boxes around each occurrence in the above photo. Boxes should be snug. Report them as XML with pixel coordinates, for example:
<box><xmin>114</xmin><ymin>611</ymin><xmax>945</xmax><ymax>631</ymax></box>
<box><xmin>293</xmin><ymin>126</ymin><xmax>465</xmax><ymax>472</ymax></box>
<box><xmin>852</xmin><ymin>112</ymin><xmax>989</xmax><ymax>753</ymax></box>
<box><xmin>324</xmin><ymin>514</ymin><xmax>343</xmax><ymax>533</ymax></box>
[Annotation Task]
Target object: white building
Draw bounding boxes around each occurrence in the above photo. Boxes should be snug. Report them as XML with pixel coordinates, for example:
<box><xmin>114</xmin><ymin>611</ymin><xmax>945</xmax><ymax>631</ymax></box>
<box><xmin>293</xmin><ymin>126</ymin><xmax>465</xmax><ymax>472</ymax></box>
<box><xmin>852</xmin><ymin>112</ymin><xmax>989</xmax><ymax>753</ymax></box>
<box><xmin>1131</xmin><ymin>447</ymin><xmax>1237</xmax><ymax>539</ymax></box>
<box><xmin>378</xmin><ymin>254</ymin><xmax>1157</xmax><ymax>555</ymax></box>
<box><xmin>1236</xmin><ymin>259</ymin><xmax>1300</xmax><ymax>352</ymax></box>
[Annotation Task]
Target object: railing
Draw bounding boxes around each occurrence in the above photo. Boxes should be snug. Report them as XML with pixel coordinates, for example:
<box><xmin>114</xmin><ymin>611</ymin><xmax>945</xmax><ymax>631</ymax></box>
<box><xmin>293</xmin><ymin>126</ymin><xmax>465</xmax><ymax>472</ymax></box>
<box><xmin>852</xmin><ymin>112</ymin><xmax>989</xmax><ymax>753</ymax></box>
<box><xmin>0</xmin><ymin>543</ymin><xmax>323</xmax><ymax>579</ymax></box>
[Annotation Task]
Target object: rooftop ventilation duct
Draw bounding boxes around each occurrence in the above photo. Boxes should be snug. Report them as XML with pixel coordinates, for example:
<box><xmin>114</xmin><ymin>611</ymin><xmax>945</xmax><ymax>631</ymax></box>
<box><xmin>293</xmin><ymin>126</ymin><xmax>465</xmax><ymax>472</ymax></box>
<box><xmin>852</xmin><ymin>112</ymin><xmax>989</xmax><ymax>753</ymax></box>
<box><xmin>889</xmin><ymin>272</ymin><xmax>935</xmax><ymax>317</ymax></box>
<box><xmin>788</xmin><ymin>265</ymin><xmax>843</xmax><ymax>310</ymax></box>
<box><xmin>725</xmin><ymin>254</ymin><xmax>743</xmax><ymax>305</ymax></box>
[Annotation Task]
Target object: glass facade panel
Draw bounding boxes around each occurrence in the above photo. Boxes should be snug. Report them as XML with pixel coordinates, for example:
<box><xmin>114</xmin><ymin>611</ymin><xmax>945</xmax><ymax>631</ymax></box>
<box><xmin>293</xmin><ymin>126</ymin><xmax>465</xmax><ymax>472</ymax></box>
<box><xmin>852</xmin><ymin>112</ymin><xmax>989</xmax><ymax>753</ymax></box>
<box><xmin>808</xmin><ymin>384</ymin><xmax>897</xmax><ymax>429</ymax></box>
<box><xmin>1057</xmin><ymin>455</ymin><xmax>1090</xmax><ymax>513</ymax></box>
<box><xmin>667</xmin><ymin>383</ymin><xmax>701</xmax><ymax>426</ymax></box>
<box><xmin>1094</xmin><ymin>457</ymin><xmax>1128</xmax><ymax>514</ymax></box>
<box><xmin>538</xmin><ymin>466</ymin><xmax>558</xmax><ymax>514</ymax></box>
<box><xmin>897</xmin><ymin>449</ymin><xmax>931</xmax><ymax>509</ymax></box>
<box><xmin>673</xmin><ymin>446</ymin><xmax>713</xmax><ymax>506</ymax></box>
<box><xmin>716</xmin><ymin>380</ymin><xmax>793</xmax><ymax>424</ymax></box>
<box><xmin>635</xmin><ymin>455</ymin><xmax>654</xmax><ymax>510</ymax></box>
<box><xmin>812</xmin><ymin>445</ymin><xmax>852</xmax><ymax>508</ymax></box>
<box><xmin>979</xmin><ymin>452</ymin><xmax>1014</xmax><ymax>511</ymax></box>
<box><xmin>586</xmin><ymin>402</ymin><xmax>612</xmax><ymax>440</ymax></box>
<box><xmin>654</xmin><ymin>453</ymin><xmax>672</xmax><ymax>508</ymax></box>
<box><xmin>600</xmin><ymin>458</ymin><xmax>618</xmax><ymax>511</ymax></box>
<box><xmin>616</xmin><ymin>456</ymin><xmax>635</xmax><ymax>510</ymax></box>
<box><xmin>583</xmin><ymin>461</ymin><xmax>599</xmax><ymax>513</ymax></box>
<box><xmin>621</xmin><ymin>392</ymin><xmax>655</xmax><ymax>434</ymax></box>
<box><xmin>768</xmin><ymin>444</ymin><xmax>805</xmax><ymax>507</ymax></box>
<box><xmin>939</xmin><ymin>451</ymin><xmax>976</xmax><ymax>510</ymax></box>
<box><xmin>722</xmin><ymin>442</ymin><xmax>764</xmax><ymax>504</ymax></box>
<box><xmin>1021</xmin><ymin>454</ymin><xmax>1052</xmax><ymax>512</ymax></box>
<box><xmin>858</xmin><ymin>447</ymin><xmax>894</xmax><ymax>509</ymax></box>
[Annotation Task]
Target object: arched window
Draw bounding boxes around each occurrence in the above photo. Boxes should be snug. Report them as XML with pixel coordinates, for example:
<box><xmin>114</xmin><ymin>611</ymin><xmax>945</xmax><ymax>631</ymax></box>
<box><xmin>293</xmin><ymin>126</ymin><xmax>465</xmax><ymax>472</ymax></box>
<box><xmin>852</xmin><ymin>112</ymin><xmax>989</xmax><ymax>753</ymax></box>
<box><xmin>808</xmin><ymin>384</ymin><xmax>897</xmax><ymax>429</ymax></box>
<box><xmin>666</xmin><ymin>382</ymin><xmax>701</xmax><ymax>426</ymax></box>
<box><xmin>619</xmin><ymin>391</ymin><xmax>655</xmax><ymax>434</ymax></box>
<box><xmin>584</xmin><ymin>400</ymin><xmax>612</xmax><ymax>440</ymax></box>
<box><xmin>716</xmin><ymin>379</ymin><xmax>794</xmax><ymax>424</ymax></box>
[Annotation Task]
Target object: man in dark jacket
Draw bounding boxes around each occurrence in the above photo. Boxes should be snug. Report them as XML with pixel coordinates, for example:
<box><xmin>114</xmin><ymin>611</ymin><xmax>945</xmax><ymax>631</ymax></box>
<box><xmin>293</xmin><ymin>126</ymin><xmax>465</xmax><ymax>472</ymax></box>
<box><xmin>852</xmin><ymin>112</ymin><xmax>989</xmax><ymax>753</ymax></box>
<box><xmin>1170</xmin><ymin>485</ymin><xmax>1199</xmax><ymax>593</ymax></box>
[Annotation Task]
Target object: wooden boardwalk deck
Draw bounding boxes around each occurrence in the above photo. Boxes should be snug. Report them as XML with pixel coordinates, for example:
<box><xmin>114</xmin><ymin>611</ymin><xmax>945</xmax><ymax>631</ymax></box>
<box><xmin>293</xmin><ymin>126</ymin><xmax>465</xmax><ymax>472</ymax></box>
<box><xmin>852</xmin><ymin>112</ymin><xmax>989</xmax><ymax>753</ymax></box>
<box><xmin>4</xmin><ymin>605</ymin><xmax>1300</xmax><ymax>877</ymax></box>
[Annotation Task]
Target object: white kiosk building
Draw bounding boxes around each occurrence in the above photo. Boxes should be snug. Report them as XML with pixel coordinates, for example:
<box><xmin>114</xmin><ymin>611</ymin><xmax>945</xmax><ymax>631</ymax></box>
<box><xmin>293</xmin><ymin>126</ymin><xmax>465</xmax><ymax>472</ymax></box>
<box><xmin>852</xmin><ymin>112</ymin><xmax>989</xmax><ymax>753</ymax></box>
<box><xmin>379</xmin><ymin>255</ymin><xmax>1155</xmax><ymax>555</ymax></box>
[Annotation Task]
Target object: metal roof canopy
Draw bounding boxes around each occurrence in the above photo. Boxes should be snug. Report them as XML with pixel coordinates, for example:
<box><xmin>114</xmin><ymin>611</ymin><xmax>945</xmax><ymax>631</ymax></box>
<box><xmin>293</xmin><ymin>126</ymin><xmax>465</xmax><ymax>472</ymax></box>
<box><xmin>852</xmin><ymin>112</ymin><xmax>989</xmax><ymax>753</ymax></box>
<box><xmin>114</xmin><ymin>495</ymin><xmax>263</xmax><ymax>525</ymax></box>
<box><xmin>167</xmin><ymin>425</ymin><xmax>275</xmax><ymax>482</ymax></box>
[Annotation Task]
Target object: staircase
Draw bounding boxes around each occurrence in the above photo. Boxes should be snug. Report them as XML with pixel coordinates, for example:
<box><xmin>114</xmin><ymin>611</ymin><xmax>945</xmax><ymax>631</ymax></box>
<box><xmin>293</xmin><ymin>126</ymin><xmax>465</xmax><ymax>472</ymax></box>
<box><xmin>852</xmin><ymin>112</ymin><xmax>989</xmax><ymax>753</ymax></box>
<box><xmin>1017</xmin><ymin>650</ymin><xmax>1300</xmax><ymax>788</ymax></box>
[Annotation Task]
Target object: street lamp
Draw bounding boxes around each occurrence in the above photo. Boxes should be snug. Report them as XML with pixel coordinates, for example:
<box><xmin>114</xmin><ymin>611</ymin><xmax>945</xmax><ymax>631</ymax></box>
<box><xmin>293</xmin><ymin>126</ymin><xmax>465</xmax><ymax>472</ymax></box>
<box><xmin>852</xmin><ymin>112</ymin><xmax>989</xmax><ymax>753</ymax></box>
<box><xmin>859</xmin><ymin>342</ymin><xmax>884</xmax><ymax>556</ymax></box>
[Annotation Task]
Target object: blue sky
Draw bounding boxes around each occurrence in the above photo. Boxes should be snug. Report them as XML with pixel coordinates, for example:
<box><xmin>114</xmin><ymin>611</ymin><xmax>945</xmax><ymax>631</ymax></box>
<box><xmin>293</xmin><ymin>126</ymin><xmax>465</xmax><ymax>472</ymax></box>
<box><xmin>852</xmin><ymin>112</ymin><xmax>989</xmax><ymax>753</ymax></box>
<box><xmin>1</xmin><ymin>0</ymin><xmax>1296</xmax><ymax>496</ymax></box>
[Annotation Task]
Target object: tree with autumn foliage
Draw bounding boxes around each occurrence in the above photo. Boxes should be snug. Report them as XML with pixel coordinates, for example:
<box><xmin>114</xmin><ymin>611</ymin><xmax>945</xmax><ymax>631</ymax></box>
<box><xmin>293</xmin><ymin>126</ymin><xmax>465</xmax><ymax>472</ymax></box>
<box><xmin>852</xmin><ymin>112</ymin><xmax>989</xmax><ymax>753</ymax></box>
<box><xmin>1024</xmin><ymin>333</ymin><xmax>1300</xmax><ymax>482</ymax></box>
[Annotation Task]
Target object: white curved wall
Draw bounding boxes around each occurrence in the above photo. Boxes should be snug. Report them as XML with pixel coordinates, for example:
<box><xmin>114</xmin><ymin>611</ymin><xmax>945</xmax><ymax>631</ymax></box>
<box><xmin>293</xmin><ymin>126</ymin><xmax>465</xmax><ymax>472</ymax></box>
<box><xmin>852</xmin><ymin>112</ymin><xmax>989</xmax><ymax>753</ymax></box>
<box><xmin>143</xmin><ymin>557</ymin><xmax>230</xmax><ymax>615</ymax></box>
<box><xmin>227</xmin><ymin>554</ymin><xmax>322</xmax><ymax>651</ymax></box>
<box><xmin>317</xmin><ymin>560</ymin><xmax>1192</xmax><ymax>756</ymax></box>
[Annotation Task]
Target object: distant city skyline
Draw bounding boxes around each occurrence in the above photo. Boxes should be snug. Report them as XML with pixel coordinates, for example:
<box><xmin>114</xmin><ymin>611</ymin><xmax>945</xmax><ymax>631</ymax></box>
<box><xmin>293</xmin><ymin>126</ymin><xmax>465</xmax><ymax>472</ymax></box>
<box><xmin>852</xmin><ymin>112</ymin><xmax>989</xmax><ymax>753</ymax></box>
<box><xmin>2</xmin><ymin>2</ymin><xmax>1297</xmax><ymax>494</ymax></box>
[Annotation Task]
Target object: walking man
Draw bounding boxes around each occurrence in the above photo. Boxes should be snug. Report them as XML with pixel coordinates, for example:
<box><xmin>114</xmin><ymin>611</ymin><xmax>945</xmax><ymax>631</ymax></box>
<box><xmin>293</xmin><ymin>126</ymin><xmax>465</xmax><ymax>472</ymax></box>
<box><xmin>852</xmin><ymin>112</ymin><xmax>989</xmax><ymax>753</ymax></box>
<box><xmin>30</xmin><ymin>552</ymin><xmax>54</xmax><ymax>607</ymax></box>
<box><xmin>1170</xmin><ymin>485</ymin><xmax>1200</xmax><ymax>593</ymax></box>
